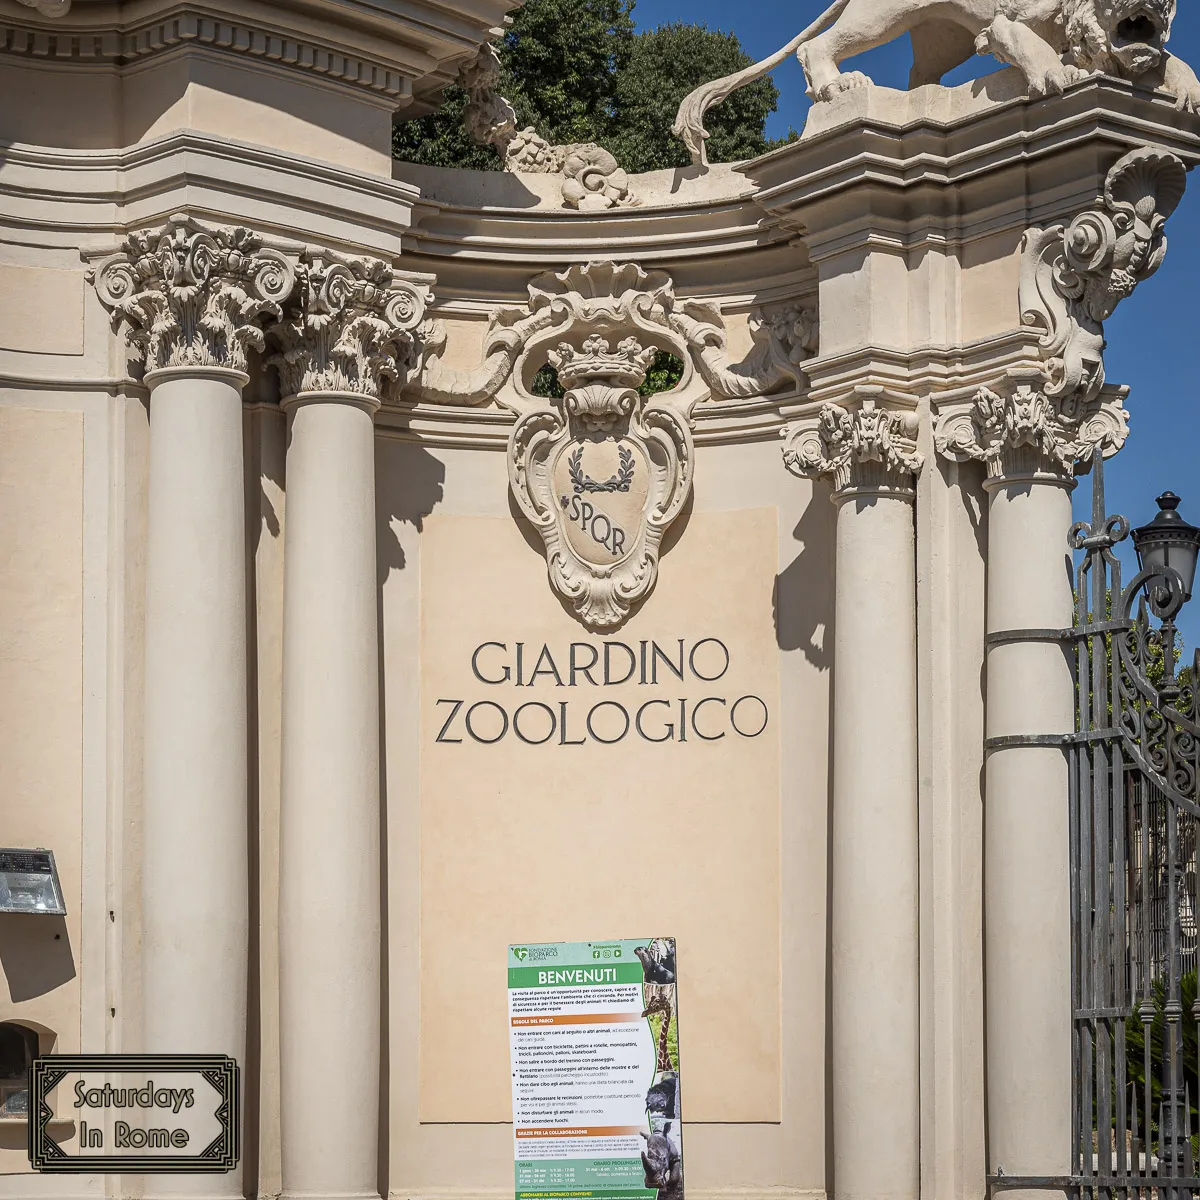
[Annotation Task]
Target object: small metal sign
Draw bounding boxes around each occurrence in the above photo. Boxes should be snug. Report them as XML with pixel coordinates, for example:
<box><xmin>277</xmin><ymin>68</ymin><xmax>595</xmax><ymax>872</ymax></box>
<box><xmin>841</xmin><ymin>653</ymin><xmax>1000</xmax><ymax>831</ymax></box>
<box><xmin>29</xmin><ymin>1054</ymin><xmax>239</xmax><ymax>1173</ymax></box>
<box><xmin>0</xmin><ymin>848</ymin><xmax>66</xmax><ymax>916</ymax></box>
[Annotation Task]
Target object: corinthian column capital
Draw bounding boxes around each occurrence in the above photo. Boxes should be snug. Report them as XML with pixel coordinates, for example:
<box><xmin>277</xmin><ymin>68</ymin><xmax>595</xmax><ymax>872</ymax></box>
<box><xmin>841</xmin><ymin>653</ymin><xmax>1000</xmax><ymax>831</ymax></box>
<box><xmin>934</xmin><ymin>376</ymin><xmax>1129</xmax><ymax>488</ymax></box>
<box><xmin>270</xmin><ymin>251</ymin><xmax>428</xmax><ymax>406</ymax></box>
<box><xmin>784</xmin><ymin>395</ymin><xmax>923</xmax><ymax>500</ymax></box>
<box><xmin>89</xmin><ymin>215</ymin><xmax>296</xmax><ymax>380</ymax></box>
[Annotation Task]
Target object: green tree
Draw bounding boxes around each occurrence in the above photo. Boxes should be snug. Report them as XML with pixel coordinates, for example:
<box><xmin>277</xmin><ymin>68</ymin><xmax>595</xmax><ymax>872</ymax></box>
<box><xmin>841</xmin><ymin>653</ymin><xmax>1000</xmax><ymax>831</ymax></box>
<box><xmin>607</xmin><ymin>22</ymin><xmax>791</xmax><ymax>174</ymax></box>
<box><xmin>393</xmin><ymin>0</ymin><xmax>793</xmax><ymax>173</ymax></box>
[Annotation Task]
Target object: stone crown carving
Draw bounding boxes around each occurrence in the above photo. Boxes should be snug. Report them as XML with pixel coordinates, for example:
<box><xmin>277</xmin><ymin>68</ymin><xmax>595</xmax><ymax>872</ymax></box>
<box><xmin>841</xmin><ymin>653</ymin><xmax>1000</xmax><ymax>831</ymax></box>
<box><xmin>90</xmin><ymin>215</ymin><xmax>296</xmax><ymax>378</ymax></box>
<box><xmin>784</xmin><ymin>396</ymin><xmax>923</xmax><ymax>497</ymax></box>
<box><xmin>269</xmin><ymin>252</ymin><xmax>428</xmax><ymax>403</ymax></box>
<box><xmin>937</xmin><ymin>147</ymin><xmax>1186</xmax><ymax>482</ymax></box>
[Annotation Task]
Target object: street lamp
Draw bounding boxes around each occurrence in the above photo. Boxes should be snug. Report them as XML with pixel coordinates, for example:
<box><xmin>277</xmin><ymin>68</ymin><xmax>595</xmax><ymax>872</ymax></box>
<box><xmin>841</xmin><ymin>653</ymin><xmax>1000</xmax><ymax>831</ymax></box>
<box><xmin>1132</xmin><ymin>492</ymin><xmax>1200</xmax><ymax>603</ymax></box>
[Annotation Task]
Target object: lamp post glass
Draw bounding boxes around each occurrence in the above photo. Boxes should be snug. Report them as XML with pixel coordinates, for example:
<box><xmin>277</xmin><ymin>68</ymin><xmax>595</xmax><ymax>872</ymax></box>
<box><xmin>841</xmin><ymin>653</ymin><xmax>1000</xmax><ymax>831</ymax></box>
<box><xmin>1132</xmin><ymin>492</ymin><xmax>1200</xmax><ymax>602</ymax></box>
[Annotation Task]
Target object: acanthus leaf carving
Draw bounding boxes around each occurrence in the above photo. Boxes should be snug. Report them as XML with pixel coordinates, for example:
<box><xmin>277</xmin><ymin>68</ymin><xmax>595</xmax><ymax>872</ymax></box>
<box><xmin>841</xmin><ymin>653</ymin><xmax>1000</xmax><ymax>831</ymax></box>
<box><xmin>269</xmin><ymin>251</ymin><xmax>428</xmax><ymax>402</ymax></box>
<box><xmin>1019</xmin><ymin>147</ymin><xmax>1186</xmax><ymax>416</ymax></box>
<box><xmin>784</xmin><ymin>396</ymin><xmax>923</xmax><ymax>496</ymax></box>
<box><xmin>89</xmin><ymin>215</ymin><xmax>296</xmax><ymax>378</ymax></box>
<box><xmin>935</xmin><ymin>379</ymin><xmax>1130</xmax><ymax>482</ymax></box>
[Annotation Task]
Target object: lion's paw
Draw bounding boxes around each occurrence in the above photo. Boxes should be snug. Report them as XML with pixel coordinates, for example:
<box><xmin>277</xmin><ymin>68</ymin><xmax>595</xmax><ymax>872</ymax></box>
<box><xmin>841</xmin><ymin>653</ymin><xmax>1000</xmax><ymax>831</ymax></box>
<box><xmin>1174</xmin><ymin>85</ymin><xmax>1200</xmax><ymax>114</ymax></box>
<box><xmin>1033</xmin><ymin>63</ymin><xmax>1089</xmax><ymax>97</ymax></box>
<box><xmin>815</xmin><ymin>71</ymin><xmax>873</xmax><ymax>102</ymax></box>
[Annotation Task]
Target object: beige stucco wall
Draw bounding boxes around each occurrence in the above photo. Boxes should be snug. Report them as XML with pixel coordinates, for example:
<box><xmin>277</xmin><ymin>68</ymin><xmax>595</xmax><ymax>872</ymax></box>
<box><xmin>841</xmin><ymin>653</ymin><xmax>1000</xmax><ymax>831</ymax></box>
<box><xmin>376</xmin><ymin>435</ymin><xmax>833</xmax><ymax>1198</ymax></box>
<box><xmin>0</xmin><ymin>405</ymin><xmax>83</xmax><ymax>1169</ymax></box>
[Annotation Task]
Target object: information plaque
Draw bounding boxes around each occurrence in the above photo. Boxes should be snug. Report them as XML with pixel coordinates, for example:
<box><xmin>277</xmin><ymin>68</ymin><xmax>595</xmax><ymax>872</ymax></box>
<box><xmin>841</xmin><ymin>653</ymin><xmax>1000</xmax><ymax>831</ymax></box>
<box><xmin>508</xmin><ymin>939</ymin><xmax>682</xmax><ymax>1200</ymax></box>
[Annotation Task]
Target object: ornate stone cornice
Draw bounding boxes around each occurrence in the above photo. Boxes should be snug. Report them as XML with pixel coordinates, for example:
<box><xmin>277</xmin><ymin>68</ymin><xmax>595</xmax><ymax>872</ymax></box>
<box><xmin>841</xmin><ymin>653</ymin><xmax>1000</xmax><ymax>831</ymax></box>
<box><xmin>0</xmin><ymin>15</ymin><xmax>409</xmax><ymax>101</ymax></box>
<box><xmin>783</xmin><ymin>394</ymin><xmax>923</xmax><ymax>499</ymax></box>
<box><xmin>270</xmin><ymin>252</ymin><xmax>428</xmax><ymax>404</ymax></box>
<box><xmin>89</xmin><ymin>215</ymin><xmax>295</xmax><ymax>378</ymax></box>
<box><xmin>935</xmin><ymin>375</ymin><xmax>1130</xmax><ymax>486</ymax></box>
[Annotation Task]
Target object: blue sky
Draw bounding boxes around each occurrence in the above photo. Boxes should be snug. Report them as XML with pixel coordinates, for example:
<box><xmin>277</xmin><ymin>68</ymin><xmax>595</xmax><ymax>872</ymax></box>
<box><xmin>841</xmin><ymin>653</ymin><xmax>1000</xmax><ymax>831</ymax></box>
<box><xmin>633</xmin><ymin>0</ymin><xmax>1200</xmax><ymax>653</ymax></box>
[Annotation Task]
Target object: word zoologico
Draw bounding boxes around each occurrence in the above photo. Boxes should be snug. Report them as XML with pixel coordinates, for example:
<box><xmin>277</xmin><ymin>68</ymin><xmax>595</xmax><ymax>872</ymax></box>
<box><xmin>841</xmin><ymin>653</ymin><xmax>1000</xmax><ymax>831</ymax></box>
<box><xmin>433</xmin><ymin>637</ymin><xmax>770</xmax><ymax>747</ymax></box>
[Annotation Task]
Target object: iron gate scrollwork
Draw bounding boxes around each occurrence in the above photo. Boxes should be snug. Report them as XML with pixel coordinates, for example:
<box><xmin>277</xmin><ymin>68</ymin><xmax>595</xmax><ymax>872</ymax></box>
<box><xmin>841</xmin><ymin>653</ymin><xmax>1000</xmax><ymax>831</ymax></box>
<box><xmin>1068</xmin><ymin>458</ymin><xmax>1200</xmax><ymax>1198</ymax></box>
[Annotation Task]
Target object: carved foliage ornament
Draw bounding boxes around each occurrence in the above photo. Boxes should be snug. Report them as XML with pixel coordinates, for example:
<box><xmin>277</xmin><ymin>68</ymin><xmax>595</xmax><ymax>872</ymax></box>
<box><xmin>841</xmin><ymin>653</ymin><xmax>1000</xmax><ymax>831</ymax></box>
<box><xmin>269</xmin><ymin>252</ymin><xmax>427</xmax><ymax>402</ymax></box>
<box><xmin>938</xmin><ymin>147</ymin><xmax>1184</xmax><ymax>481</ymax></box>
<box><xmin>90</xmin><ymin>216</ymin><xmax>295</xmax><ymax>378</ymax></box>
<box><xmin>1020</xmin><ymin>147</ymin><xmax>1186</xmax><ymax>417</ymax></box>
<box><xmin>936</xmin><ymin>380</ymin><xmax>1130</xmax><ymax>481</ymax></box>
<box><xmin>784</xmin><ymin>398</ymin><xmax>923</xmax><ymax>496</ymax></box>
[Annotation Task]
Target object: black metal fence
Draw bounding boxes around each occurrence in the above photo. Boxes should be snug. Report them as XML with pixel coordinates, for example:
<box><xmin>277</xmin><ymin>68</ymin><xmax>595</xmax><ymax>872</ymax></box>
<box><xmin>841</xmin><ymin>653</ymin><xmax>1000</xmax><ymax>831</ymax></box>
<box><xmin>1070</xmin><ymin>459</ymin><xmax>1200</xmax><ymax>1196</ymax></box>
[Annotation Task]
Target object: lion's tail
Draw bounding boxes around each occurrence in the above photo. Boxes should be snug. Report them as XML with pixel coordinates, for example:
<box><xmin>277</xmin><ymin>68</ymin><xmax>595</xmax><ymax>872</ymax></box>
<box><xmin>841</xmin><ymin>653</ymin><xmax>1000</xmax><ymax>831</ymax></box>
<box><xmin>672</xmin><ymin>0</ymin><xmax>853</xmax><ymax>167</ymax></box>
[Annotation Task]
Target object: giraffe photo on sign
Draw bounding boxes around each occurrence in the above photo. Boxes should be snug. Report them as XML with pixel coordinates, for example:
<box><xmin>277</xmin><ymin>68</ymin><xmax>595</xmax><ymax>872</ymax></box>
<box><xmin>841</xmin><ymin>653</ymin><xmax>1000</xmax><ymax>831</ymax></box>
<box><xmin>507</xmin><ymin>939</ymin><xmax>684</xmax><ymax>1200</ymax></box>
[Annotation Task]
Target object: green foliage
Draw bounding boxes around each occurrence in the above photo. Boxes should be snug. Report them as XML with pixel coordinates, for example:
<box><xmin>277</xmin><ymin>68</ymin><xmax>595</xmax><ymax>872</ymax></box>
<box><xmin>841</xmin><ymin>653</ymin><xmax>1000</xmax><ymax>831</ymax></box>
<box><xmin>391</xmin><ymin>86</ymin><xmax>501</xmax><ymax>171</ymax></box>
<box><xmin>530</xmin><ymin>353</ymin><xmax>685</xmax><ymax>400</ymax></box>
<box><xmin>501</xmin><ymin>0</ymin><xmax>636</xmax><ymax>147</ymax></box>
<box><xmin>393</xmin><ymin>0</ymin><xmax>793</xmax><ymax>173</ymax></box>
<box><xmin>607</xmin><ymin>22</ymin><xmax>790</xmax><ymax>173</ymax></box>
<box><xmin>1123</xmin><ymin>969</ymin><xmax>1200</xmax><ymax>1152</ymax></box>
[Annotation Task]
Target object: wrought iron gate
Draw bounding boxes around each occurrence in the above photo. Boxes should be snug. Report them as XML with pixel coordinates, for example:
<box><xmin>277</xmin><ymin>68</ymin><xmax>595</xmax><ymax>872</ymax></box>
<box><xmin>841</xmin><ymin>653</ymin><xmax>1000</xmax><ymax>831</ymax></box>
<box><xmin>1071</xmin><ymin>459</ymin><xmax>1200</xmax><ymax>1195</ymax></box>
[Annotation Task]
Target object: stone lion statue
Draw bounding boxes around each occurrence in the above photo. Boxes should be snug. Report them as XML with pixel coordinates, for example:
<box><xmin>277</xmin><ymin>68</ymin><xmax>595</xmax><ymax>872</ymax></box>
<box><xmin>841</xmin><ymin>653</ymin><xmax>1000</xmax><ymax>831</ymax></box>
<box><xmin>674</xmin><ymin>0</ymin><xmax>1200</xmax><ymax>165</ymax></box>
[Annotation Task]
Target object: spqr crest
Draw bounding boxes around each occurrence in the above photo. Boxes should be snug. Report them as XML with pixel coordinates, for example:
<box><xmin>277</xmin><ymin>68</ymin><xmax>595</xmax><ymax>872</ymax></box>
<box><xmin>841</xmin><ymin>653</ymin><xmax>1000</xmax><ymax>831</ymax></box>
<box><xmin>509</xmin><ymin>327</ymin><xmax>694</xmax><ymax>628</ymax></box>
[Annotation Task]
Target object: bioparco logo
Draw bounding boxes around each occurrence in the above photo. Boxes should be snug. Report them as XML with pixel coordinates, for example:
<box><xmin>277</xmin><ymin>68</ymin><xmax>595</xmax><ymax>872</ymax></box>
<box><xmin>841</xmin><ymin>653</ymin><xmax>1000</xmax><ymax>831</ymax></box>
<box><xmin>512</xmin><ymin>947</ymin><xmax>529</xmax><ymax>961</ymax></box>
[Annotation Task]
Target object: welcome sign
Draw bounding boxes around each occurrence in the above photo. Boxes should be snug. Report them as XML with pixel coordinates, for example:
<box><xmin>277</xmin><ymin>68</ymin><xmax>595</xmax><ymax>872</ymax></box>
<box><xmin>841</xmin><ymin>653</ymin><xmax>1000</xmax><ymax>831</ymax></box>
<box><xmin>509</xmin><ymin>939</ymin><xmax>682</xmax><ymax>1200</ymax></box>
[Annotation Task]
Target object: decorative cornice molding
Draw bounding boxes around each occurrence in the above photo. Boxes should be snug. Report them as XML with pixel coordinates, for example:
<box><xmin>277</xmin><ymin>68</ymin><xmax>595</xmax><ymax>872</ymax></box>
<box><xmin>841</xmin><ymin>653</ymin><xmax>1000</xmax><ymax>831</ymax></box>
<box><xmin>0</xmin><ymin>15</ymin><xmax>410</xmax><ymax>101</ymax></box>
<box><xmin>934</xmin><ymin>375</ymin><xmax>1130</xmax><ymax>485</ymax></box>
<box><xmin>1019</xmin><ymin>146</ymin><xmax>1186</xmax><ymax>415</ymax></box>
<box><xmin>89</xmin><ymin>214</ymin><xmax>295</xmax><ymax>377</ymax></box>
<box><xmin>270</xmin><ymin>251</ymin><xmax>428</xmax><ymax>403</ymax></box>
<box><xmin>783</xmin><ymin>393</ymin><xmax>923</xmax><ymax>499</ymax></box>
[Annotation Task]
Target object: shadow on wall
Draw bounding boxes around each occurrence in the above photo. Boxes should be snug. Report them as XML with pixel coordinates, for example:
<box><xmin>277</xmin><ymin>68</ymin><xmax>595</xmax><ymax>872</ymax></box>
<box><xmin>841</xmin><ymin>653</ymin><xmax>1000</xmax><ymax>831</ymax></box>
<box><xmin>774</xmin><ymin>480</ymin><xmax>836</xmax><ymax>669</ymax></box>
<box><xmin>372</xmin><ymin>436</ymin><xmax>445</xmax><ymax>1198</ymax></box>
<box><xmin>375</xmin><ymin>439</ymin><xmax>448</xmax><ymax>583</ymax></box>
<box><xmin>0</xmin><ymin>914</ymin><xmax>76</xmax><ymax>1003</ymax></box>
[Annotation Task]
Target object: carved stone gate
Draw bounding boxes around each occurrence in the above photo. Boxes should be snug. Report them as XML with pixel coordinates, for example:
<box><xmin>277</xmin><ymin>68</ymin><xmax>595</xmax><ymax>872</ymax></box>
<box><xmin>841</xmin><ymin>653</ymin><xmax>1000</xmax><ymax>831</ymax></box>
<box><xmin>1067</xmin><ymin>459</ymin><xmax>1200</xmax><ymax>1196</ymax></box>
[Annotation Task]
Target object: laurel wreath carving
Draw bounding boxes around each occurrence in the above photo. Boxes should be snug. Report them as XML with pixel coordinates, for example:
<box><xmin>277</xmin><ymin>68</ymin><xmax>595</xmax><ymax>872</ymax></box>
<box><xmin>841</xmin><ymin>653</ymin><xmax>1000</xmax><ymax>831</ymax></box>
<box><xmin>569</xmin><ymin>445</ymin><xmax>635</xmax><ymax>494</ymax></box>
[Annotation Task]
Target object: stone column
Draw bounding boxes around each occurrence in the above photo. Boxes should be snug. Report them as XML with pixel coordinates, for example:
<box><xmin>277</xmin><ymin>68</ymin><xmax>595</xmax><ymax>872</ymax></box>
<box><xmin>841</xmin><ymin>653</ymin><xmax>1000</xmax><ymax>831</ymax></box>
<box><xmin>274</xmin><ymin>253</ymin><xmax>425</xmax><ymax>1200</ymax></box>
<box><xmin>91</xmin><ymin>219</ymin><xmax>294</xmax><ymax>1198</ymax></box>
<box><xmin>937</xmin><ymin>378</ymin><xmax>1083</xmax><ymax>1186</ymax></box>
<box><xmin>932</xmin><ymin>147</ymin><xmax>1187</xmax><ymax>1188</ymax></box>
<box><xmin>785</xmin><ymin>394</ymin><xmax>923</xmax><ymax>1200</ymax></box>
